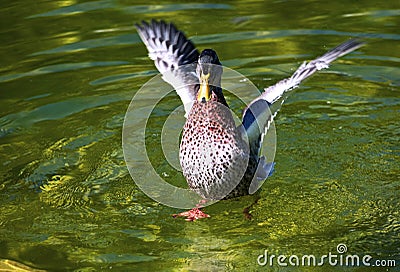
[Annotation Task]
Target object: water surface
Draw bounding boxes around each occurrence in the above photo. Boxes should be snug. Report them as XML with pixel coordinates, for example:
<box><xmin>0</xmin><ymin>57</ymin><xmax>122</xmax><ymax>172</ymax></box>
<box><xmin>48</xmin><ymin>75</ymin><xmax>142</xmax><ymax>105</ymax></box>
<box><xmin>0</xmin><ymin>0</ymin><xmax>399</xmax><ymax>271</ymax></box>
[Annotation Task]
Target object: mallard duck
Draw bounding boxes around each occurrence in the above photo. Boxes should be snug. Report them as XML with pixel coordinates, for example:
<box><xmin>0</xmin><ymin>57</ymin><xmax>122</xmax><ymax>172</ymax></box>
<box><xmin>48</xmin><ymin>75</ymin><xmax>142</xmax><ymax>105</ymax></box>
<box><xmin>135</xmin><ymin>20</ymin><xmax>363</xmax><ymax>220</ymax></box>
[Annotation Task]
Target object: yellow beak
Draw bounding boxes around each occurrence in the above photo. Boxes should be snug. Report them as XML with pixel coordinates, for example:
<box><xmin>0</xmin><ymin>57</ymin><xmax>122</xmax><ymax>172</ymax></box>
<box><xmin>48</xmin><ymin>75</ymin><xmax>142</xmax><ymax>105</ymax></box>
<box><xmin>197</xmin><ymin>72</ymin><xmax>211</xmax><ymax>102</ymax></box>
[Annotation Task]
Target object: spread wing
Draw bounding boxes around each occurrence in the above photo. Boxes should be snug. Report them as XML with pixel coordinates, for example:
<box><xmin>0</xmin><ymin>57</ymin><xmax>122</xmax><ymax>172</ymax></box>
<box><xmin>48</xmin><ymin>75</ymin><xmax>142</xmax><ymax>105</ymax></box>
<box><xmin>135</xmin><ymin>20</ymin><xmax>200</xmax><ymax>115</ymax></box>
<box><xmin>242</xmin><ymin>39</ymin><xmax>365</xmax><ymax>156</ymax></box>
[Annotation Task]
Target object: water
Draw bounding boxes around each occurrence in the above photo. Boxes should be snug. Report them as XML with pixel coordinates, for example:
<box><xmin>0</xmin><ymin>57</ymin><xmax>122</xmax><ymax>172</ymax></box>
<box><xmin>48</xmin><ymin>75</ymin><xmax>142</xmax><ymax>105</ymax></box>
<box><xmin>0</xmin><ymin>0</ymin><xmax>399</xmax><ymax>271</ymax></box>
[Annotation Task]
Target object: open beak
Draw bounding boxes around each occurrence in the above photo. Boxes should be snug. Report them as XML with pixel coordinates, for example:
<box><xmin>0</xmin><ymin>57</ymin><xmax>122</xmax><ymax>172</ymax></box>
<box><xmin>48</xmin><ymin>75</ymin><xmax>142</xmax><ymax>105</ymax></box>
<box><xmin>197</xmin><ymin>72</ymin><xmax>211</xmax><ymax>102</ymax></box>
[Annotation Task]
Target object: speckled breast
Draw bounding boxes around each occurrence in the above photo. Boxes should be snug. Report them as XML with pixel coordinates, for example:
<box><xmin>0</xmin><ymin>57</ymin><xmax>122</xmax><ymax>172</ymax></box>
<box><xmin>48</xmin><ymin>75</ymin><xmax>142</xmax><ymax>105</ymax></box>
<box><xmin>179</xmin><ymin>101</ymin><xmax>250</xmax><ymax>200</ymax></box>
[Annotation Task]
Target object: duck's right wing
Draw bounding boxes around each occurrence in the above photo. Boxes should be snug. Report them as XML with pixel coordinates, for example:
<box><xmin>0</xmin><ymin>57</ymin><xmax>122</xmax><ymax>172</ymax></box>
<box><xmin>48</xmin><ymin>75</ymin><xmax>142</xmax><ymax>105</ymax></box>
<box><xmin>135</xmin><ymin>20</ymin><xmax>200</xmax><ymax>116</ymax></box>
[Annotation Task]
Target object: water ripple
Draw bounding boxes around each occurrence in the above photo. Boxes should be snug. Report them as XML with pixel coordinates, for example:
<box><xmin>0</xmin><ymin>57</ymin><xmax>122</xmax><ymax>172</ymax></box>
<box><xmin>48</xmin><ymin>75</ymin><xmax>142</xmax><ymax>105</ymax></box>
<box><xmin>30</xmin><ymin>34</ymin><xmax>138</xmax><ymax>56</ymax></box>
<box><xmin>28</xmin><ymin>0</ymin><xmax>115</xmax><ymax>18</ymax></box>
<box><xmin>0</xmin><ymin>92</ymin><xmax>130</xmax><ymax>135</ymax></box>
<box><xmin>0</xmin><ymin>61</ymin><xmax>129</xmax><ymax>83</ymax></box>
<box><xmin>29</xmin><ymin>1</ymin><xmax>231</xmax><ymax>18</ymax></box>
<box><xmin>343</xmin><ymin>9</ymin><xmax>400</xmax><ymax>18</ymax></box>
<box><xmin>122</xmin><ymin>3</ymin><xmax>232</xmax><ymax>14</ymax></box>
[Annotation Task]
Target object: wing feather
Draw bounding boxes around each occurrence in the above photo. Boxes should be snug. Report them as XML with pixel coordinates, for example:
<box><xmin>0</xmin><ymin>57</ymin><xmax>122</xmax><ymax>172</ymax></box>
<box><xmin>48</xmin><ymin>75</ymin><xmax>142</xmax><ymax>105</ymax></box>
<box><xmin>135</xmin><ymin>20</ymin><xmax>200</xmax><ymax>115</ymax></box>
<box><xmin>242</xmin><ymin>39</ymin><xmax>365</xmax><ymax>155</ymax></box>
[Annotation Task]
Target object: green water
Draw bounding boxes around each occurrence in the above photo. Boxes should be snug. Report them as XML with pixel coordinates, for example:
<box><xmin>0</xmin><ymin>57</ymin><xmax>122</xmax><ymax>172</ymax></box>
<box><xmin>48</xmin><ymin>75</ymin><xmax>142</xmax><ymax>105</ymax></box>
<box><xmin>0</xmin><ymin>0</ymin><xmax>399</xmax><ymax>271</ymax></box>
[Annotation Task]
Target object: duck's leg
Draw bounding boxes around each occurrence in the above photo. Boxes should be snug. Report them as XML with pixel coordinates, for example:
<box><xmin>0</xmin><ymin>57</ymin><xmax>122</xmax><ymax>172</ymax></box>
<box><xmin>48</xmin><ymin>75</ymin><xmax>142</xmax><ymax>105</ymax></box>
<box><xmin>243</xmin><ymin>194</ymin><xmax>261</xmax><ymax>220</ymax></box>
<box><xmin>172</xmin><ymin>200</ymin><xmax>210</xmax><ymax>221</ymax></box>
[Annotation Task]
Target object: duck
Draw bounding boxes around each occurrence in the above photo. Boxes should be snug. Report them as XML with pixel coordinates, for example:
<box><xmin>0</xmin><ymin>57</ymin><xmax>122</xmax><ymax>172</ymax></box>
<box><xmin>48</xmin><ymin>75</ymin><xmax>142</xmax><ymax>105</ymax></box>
<box><xmin>135</xmin><ymin>20</ymin><xmax>363</xmax><ymax>221</ymax></box>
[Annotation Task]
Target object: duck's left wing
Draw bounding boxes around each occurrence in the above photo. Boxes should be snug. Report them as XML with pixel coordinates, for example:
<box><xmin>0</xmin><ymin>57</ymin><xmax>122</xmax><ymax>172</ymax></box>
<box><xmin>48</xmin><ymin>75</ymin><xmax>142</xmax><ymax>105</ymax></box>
<box><xmin>135</xmin><ymin>20</ymin><xmax>200</xmax><ymax>115</ymax></box>
<box><xmin>242</xmin><ymin>39</ymin><xmax>364</xmax><ymax>156</ymax></box>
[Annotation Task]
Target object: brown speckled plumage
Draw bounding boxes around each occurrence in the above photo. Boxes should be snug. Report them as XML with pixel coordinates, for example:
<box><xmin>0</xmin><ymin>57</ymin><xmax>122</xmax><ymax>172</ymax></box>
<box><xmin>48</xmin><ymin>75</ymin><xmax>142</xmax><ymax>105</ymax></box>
<box><xmin>179</xmin><ymin>99</ymin><xmax>251</xmax><ymax>200</ymax></box>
